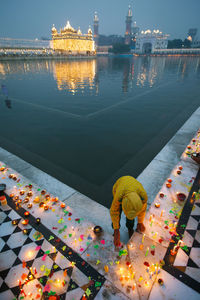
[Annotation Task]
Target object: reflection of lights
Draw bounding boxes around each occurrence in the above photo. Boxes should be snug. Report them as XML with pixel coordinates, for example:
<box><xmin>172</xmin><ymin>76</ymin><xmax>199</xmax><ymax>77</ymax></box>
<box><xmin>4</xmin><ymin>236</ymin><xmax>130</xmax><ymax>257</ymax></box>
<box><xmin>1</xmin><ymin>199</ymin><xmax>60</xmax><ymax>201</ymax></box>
<box><xmin>52</xmin><ymin>60</ymin><xmax>96</xmax><ymax>94</ymax></box>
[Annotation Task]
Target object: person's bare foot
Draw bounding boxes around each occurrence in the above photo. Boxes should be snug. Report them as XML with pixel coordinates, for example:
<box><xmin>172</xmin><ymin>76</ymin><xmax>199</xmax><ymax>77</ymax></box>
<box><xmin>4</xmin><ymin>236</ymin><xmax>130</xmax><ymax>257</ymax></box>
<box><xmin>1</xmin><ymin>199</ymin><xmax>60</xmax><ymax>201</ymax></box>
<box><xmin>191</xmin><ymin>153</ymin><xmax>200</xmax><ymax>165</ymax></box>
<box><xmin>137</xmin><ymin>223</ymin><xmax>146</xmax><ymax>232</ymax></box>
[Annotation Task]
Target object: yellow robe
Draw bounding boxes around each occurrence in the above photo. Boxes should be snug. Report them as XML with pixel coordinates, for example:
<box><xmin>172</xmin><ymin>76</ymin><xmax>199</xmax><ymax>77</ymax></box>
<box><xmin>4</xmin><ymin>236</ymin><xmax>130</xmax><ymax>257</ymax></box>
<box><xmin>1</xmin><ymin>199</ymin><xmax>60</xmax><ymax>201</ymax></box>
<box><xmin>110</xmin><ymin>176</ymin><xmax>148</xmax><ymax>229</ymax></box>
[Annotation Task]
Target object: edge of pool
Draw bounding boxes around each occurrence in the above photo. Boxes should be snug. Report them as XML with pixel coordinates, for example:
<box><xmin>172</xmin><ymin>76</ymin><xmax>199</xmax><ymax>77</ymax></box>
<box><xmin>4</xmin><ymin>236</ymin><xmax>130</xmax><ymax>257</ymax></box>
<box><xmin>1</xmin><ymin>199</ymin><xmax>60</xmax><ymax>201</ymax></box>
<box><xmin>0</xmin><ymin>106</ymin><xmax>200</xmax><ymax>243</ymax></box>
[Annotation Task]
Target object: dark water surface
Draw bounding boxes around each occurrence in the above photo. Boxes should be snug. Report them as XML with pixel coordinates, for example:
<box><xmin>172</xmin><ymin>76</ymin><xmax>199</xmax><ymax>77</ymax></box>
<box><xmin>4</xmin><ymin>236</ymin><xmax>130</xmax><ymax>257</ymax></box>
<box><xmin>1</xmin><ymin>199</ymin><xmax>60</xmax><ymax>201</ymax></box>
<box><xmin>0</xmin><ymin>56</ymin><xmax>200</xmax><ymax>207</ymax></box>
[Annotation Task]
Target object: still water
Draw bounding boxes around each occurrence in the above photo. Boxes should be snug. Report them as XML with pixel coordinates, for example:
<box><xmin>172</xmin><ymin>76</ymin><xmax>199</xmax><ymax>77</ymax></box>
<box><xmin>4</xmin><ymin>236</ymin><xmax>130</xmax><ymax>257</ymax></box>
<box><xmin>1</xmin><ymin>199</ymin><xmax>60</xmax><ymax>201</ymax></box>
<box><xmin>0</xmin><ymin>56</ymin><xmax>200</xmax><ymax>207</ymax></box>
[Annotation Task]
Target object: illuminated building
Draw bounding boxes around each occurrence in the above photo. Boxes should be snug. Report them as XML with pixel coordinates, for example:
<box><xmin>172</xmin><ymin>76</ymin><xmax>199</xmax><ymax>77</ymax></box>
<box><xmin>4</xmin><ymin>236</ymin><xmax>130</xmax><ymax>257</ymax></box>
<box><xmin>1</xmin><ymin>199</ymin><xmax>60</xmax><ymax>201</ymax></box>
<box><xmin>93</xmin><ymin>12</ymin><xmax>99</xmax><ymax>47</ymax></box>
<box><xmin>125</xmin><ymin>5</ymin><xmax>133</xmax><ymax>45</ymax></box>
<box><xmin>51</xmin><ymin>21</ymin><xmax>95</xmax><ymax>55</ymax></box>
<box><xmin>135</xmin><ymin>30</ymin><xmax>169</xmax><ymax>54</ymax></box>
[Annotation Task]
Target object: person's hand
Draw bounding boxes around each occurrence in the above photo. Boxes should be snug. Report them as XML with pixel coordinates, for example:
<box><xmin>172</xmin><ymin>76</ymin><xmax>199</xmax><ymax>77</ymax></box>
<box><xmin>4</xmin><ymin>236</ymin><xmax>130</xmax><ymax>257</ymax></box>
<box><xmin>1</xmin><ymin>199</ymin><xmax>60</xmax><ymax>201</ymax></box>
<box><xmin>114</xmin><ymin>229</ymin><xmax>121</xmax><ymax>247</ymax></box>
<box><xmin>137</xmin><ymin>223</ymin><xmax>146</xmax><ymax>232</ymax></box>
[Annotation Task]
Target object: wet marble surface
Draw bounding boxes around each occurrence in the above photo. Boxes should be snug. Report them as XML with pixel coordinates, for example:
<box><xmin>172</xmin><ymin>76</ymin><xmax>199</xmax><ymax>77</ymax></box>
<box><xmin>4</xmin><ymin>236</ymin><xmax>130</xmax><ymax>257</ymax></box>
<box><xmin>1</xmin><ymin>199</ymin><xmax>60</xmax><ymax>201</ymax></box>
<box><xmin>148</xmin><ymin>269</ymin><xmax>199</xmax><ymax>300</ymax></box>
<box><xmin>0</xmin><ymin>119</ymin><xmax>199</xmax><ymax>299</ymax></box>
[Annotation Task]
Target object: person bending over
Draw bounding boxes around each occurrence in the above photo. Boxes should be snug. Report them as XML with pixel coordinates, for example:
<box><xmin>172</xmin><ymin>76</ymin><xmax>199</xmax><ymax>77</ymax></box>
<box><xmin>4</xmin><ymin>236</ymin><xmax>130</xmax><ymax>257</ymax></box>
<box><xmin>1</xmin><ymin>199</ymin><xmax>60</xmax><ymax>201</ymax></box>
<box><xmin>110</xmin><ymin>176</ymin><xmax>148</xmax><ymax>247</ymax></box>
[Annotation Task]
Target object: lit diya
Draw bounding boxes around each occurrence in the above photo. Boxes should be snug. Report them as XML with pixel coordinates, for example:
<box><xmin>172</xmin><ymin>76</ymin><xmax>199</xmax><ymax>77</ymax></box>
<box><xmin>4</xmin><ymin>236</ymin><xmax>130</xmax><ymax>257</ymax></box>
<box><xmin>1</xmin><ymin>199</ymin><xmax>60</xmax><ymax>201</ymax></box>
<box><xmin>53</xmin><ymin>197</ymin><xmax>59</xmax><ymax>202</ymax></box>
<box><xmin>159</xmin><ymin>193</ymin><xmax>165</xmax><ymax>198</ymax></box>
<box><xmin>9</xmin><ymin>193</ymin><xmax>14</xmax><ymax>198</ymax></box>
<box><xmin>12</xmin><ymin>219</ymin><xmax>18</xmax><ymax>225</ymax></box>
<box><xmin>178</xmin><ymin>166</ymin><xmax>183</xmax><ymax>170</ymax></box>
<box><xmin>158</xmin><ymin>278</ymin><xmax>164</xmax><ymax>286</ymax></box>
<box><xmin>24</xmin><ymin>197</ymin><xmax>30</xmax><ymax>203</ymax></box>
<box><xmin>60</xmin><ymin>203</ymin><xmax>65</xmax><ymax>208</ymax></box>
<box><xmin>166</xmin><ymin>183</ymin><xmax>171</xmax><ymax>188</ymax></box>
<box><xmin>176</xmin><ymin>193</ymin><xmax>186</xmax><ymax>202</ymax></box>
<box><xmin>0</xmin><ymin>167</ymin><xmax>5</xmax><ymax>171</ymax></box>
<box><xmin>23</xmin><ymin>229</ymin><xmax>28</xmax><ymax>235</ymax></box>
<box><xmin>20</xmin><ymin>190</ymin><xmax>25</xmax><ymax>195</ymax></box>
<box><xmin>36</xmin><ymin>218</ymin><xmax>41</xmax><ymax>224</ymax></box>
<box><xmin>154</xmin><ymin>202</ymin><xmax>160</xmax><ymax>208</ymax></box>
<box><xmin>27</xmin><ymin>203</ymin><xmax>32</xmax><ymax>209</ymax></box>
<box><xmin>14</xmin><ymin>196</ymin><xmax>19</xmax><ymax>201</ymax></box>
<box><xmin>45</xmin><ymin>194</ymin><xmax>50</xmax><ymax>200</ymax></box>
<box><xmin>22</xmin><ymin>219</ymin><xmax>29</xmax><ymax>225</ymax></box>
<box><xmin>44</xmin><ymin>205</ymin><xmax>49</xmax><ymax>211</ymax></box>
<box><xmin>27</xmin><ymin>191</ymin><xmax>33</xmax><ymax>197</ymax></box>
<box><xmin>24</xmin><ymin>211</ymin><xmax>30</xmax><ymax>217</ymax></box>
<box><xmin>93</xmin><ymin>225</ymin><xmax>103</xmax><ymax>236</ymax></box>
<box><xmin>33</xmin><ymin>196</ymin><xmax>40</xmax><ymax>203</ymax></box>
<box><xmin>41</xmin><ymin>190</ymin><xmax>46</xmax><ymax>195</ymax></box>
<box><xmin>167</xmin><ymin>178</ymin><xmax>172</xmax><ymax>183</ymax></box>
<box><xmin>39</xmin><ymin>202</ymin><xmax>44</xmax><ymax>208</ymax></box>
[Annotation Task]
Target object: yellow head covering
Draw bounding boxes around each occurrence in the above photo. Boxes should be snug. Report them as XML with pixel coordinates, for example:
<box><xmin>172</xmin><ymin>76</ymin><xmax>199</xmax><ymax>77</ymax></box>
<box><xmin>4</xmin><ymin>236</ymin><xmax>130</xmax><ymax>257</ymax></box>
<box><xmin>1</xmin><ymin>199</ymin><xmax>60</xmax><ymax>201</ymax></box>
<box><xmin>122</xmin><ymin>192</ymin><xmax>143</xmax><ymax>220</ymax></box>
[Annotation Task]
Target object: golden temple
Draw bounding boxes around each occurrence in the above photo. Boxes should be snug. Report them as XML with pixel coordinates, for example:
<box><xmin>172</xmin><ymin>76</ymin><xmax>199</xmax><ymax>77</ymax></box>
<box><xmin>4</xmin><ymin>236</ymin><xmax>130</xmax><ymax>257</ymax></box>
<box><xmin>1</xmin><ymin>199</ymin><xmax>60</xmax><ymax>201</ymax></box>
<box><xmin>51</xmin><ymin>21</ymin><xmax>95</xmax><ymax>55</ymax></box>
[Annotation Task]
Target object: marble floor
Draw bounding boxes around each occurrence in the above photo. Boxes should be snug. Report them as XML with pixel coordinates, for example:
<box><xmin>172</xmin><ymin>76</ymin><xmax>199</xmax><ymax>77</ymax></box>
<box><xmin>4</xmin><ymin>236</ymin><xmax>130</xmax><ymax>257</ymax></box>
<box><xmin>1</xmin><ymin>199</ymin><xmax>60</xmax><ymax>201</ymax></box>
<box><xmin>0</xmin><ymin>115</ymin><xmax>200</xmax><ymax>299</ymax></box>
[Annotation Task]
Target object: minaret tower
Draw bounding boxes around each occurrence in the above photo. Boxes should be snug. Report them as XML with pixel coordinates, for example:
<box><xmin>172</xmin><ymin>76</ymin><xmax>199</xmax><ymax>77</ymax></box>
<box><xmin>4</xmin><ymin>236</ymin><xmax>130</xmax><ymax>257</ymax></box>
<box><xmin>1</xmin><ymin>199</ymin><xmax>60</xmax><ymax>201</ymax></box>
<box><xmin>125</xmin><ymin>5</ymin><xmax>133</xmax><ymax>45</ymax></box>
<box><xmin>93</xmin><ymin>11</ymin><xmax>99</xmax><ymax>46</ymax></box>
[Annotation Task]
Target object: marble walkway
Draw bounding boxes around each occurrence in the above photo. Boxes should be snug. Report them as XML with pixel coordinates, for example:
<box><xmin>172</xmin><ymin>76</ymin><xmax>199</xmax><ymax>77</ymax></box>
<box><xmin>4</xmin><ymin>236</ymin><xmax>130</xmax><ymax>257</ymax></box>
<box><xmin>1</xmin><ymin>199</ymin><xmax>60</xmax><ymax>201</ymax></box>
<box><xmin>0</xmin><ymin>115</ymin><xmax>200</xmax><ymax>299</ymax></box>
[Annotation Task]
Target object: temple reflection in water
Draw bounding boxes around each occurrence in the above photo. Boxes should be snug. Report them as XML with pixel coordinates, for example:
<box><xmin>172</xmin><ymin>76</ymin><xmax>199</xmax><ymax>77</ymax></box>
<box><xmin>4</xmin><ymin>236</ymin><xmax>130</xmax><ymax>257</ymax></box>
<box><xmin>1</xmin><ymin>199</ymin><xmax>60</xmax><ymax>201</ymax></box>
<box><xmin>0</xmin><ymin>56</ymin><xmax>199</xmax><ymax>95</ymax></box>
<box><xmin>52</xmin><ymin>59</ymin><xmax>97</xmax><ymax>93</ymax></box>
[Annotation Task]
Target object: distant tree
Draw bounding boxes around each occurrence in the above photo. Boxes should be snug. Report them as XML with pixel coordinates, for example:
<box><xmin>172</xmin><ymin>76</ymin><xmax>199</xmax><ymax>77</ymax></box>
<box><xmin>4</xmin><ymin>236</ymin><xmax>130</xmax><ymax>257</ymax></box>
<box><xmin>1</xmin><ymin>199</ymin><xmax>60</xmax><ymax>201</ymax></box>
<box><xmin>41</xmin><ymin>37</ymin><xmax>51</xmax><ymax>40</ymax></box>
<box><xmin>167</xmin><ymin>39</ymin><xmax>182</xmax><ymax>49</ymax></box>
<box><xmin>182</xmin><ymin>38</ymin><xmax>191</xmax><ymax>48</ymax></box>
<box><xmin>109</xmin><ymin>43</ymin><xmax>131</xmax><ymax>54</ymax></box>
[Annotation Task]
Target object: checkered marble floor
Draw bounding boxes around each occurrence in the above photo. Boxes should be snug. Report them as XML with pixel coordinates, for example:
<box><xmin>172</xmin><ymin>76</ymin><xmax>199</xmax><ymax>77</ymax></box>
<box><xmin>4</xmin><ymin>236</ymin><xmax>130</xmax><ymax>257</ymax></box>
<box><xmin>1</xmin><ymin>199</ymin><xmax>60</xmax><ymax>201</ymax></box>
<box><xmin>0</xmin><ymin>203</ymin><xmax>106</xmax><ymax>300</ymax></box>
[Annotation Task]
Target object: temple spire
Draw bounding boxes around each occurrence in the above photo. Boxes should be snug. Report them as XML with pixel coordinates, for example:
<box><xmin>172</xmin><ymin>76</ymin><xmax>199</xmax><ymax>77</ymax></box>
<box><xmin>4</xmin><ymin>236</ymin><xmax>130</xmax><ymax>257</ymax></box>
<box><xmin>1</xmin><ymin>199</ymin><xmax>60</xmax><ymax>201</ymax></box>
<box><xmin>128</xmin><ymin>5</ymin><xmax>132</xmax><ymax>17</ymax></box>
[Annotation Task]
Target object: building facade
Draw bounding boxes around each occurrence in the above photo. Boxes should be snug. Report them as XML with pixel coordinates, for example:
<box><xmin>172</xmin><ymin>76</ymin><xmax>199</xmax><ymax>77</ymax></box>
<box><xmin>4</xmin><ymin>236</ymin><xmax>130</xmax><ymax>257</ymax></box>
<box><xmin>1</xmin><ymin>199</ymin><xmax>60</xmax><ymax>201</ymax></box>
<box><xmin>135</xmin><ymin>30</ymin><xmax>169</xmax><ymax>54</ymax></box>
<box><xmin>51</xmin><ymin>21</ymin><xmax>95</xmax><ymax>55</ymax></box>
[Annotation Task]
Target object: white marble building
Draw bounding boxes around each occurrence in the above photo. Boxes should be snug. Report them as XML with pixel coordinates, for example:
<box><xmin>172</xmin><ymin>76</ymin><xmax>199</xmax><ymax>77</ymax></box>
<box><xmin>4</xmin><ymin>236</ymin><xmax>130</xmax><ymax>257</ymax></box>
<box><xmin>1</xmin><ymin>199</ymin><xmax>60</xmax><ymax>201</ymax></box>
<box><xmin>135</xmin><ymin>30</ymin><xmax>169</xmax><ymax>54</ymax></box>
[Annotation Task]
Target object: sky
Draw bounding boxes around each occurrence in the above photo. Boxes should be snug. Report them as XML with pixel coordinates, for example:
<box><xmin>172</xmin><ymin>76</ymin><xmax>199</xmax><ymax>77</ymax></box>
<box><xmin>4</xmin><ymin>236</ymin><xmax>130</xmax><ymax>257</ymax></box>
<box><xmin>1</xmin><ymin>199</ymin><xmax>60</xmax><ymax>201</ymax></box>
<box><xmin>0</xmin><ymin>0</ymin><xmax>200</xmax><ymax>40</ymax></box>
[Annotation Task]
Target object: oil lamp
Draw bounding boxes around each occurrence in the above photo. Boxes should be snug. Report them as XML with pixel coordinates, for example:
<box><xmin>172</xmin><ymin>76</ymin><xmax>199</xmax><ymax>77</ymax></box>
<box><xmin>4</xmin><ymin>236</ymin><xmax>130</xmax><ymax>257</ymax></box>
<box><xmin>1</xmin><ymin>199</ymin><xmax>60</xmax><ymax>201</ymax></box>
<box><xmin>44</xmin><ymin>205</ymin><xmax>49</xmax><ymax>211</ymax></box>
<box><xmin>41</xmin><ymin>190</ymin><xmax>46</xmax><ymax>195</ymax></box>
<box><xmin>36</xmin><ymin>218</ymin><xmax>41</xmax><ymax>224</ymax></box>
<box><xmin>9</xmin><ymin>193</ymin><xmax>14</xmax><ymax>198</ymax></box>
<box><xmin>20</xmin><ymin>190</ymin><xmax>25</xmax><ymax>195</ymax></box>
<box><xmin>60</xmin><ymin>203</ymin><xmax>65</xmax><ymax>208</ymax></box>
<box><xmin>176</xmin><ymin>192</ymin><xmax>186</xmax><ymax>202</ymax></box>
<box><xmin>154</xmin><ymin>202</ymin><xmax>160</xmax><ymax>208</ymax></box>
<box><xmin>93</xmin><ymin>225</ymin><xmax>103</xmax><ymax>236</ymax></box>
<box><xmin>27</xmin><ymin>203</ymin><xmax>32</xmax><ymax>209</ymax></box>
<box><xmin>39</xmin><ymin>202</ymin><xmax>44</xmax><ymax>207</ymax></box>
<box><xmin>0</xmin><ymin>167</ymin><xmax>5</xmax><ymax>171</ymax></box>
<box><xmin>23</xmin><ymin>229</ymin><xmax>28</xmax><ymax>235</ymax></box>
<box><xmin>45</xmin><ymin>194</ymin><xmax>50</xmax><ymax>200</ymax></box>
<box><xmin>24</xmin><ymin>197</ymin><xmax>30</xmax><ymax>203</ymax></box>
<box><xmin>12</xmin><ymin>220</ymin><xmax>18</xmax><ymax>225</ymax></box>
<box><xmin>22</xmin><ymin>219</ymin><xmax>29</xmax><ymax>225</ymax></box>
<box><xmin>166</xmin><ymin>183</ymin><xmax>171</xmax><ymax>188</ymax></box>
<box><xmin>24</xmin><ymin>211</ymin><xmax>30</xmax><ymax>217</ymax></box>
<box><xmin>27</xmin><ymin>191</ymin><xmax>33</xmax><ymax>197</ymax></box>
<box><xmin>159</xmin><ymin>193</ymin><xmax>164</xmax><ymax>198</ymax></box>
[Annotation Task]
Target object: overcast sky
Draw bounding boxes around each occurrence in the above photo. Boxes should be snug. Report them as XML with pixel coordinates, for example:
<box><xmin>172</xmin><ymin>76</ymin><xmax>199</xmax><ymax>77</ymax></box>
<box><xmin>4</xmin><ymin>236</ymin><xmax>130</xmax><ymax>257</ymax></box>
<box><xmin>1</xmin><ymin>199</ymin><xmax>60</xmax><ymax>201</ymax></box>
<box><xmin>0</xmin><ymin>0</ymin><xmax>199</xmax><ymax>40</ymax></box>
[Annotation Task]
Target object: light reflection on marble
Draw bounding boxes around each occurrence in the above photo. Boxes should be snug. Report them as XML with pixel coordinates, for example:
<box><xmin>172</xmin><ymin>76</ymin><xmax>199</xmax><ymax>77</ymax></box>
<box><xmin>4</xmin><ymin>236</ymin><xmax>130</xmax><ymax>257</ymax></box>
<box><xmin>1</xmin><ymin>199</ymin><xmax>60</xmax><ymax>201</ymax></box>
<box><xmin>148</xmin><ymin>269</ymin><xmax>199</xmax><ymax>300</ymax></box>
